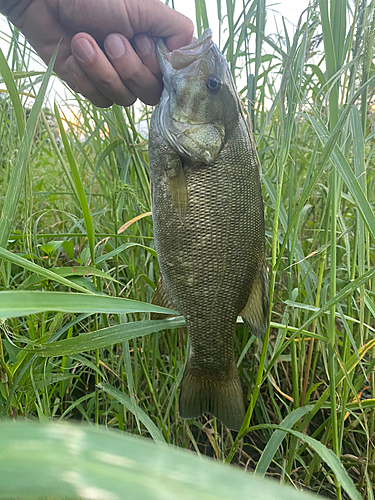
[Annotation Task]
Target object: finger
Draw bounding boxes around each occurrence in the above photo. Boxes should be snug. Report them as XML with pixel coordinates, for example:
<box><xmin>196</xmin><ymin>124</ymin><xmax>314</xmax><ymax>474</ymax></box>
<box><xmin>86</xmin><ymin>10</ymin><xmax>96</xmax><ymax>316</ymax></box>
<box><xmin>66</xmin><ymin>56</ymin><xmax>114</xmax><ymax>108</ymax></box>
<box><xmin>60</xmin><ymin>66</ymin><xmax>78</xmax><ymax>94</ymax></box>
<box><xmin>142</xmin><ymin>0</ymin><xmax>194</xmax><ymax>51</ymax></box>
<box><xmin>104</xmin><ymin>34</ymin><xmax>162</xmax><ymax>105</ymax></box>
<box><xmin>71</xmin><ymin>33</ymin><xmax>137</xmax><ymax>107</ymax></box>
<box><xmin>132</xmin><ymin>33</ymin><xmax>162</xmax><ymax>81</ymax></box>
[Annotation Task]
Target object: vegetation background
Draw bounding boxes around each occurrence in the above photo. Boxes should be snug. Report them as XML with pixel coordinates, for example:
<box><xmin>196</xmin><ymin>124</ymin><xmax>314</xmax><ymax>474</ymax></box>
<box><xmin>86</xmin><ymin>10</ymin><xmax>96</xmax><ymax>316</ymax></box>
<box><xmin>0</xmin><ymin>0</ymin><xmax>374</xmax><ymax>499</ymax></box>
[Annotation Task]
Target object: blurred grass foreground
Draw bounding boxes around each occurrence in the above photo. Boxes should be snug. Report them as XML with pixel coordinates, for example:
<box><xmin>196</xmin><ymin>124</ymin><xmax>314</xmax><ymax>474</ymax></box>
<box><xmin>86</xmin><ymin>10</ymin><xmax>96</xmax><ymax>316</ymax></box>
<box><xmin>0</xmin><ymin>0</ymin><xmax>374</xmax><ymax>499</ymax></box>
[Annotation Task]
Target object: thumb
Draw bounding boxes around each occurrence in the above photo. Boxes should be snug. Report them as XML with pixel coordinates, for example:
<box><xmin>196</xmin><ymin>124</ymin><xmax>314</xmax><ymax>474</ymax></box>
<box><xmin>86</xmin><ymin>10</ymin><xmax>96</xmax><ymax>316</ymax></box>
<box><xmin>144</xmin><ymin>1</ymin><xmax>194</xmax><ymax>51</ymax></box>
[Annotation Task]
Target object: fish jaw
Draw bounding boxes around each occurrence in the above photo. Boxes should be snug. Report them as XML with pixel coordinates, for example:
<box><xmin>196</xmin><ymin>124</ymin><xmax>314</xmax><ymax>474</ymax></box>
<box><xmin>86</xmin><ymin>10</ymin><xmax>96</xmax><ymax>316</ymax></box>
<box><xmin>157</xmin><ymin>28</ymin><xmax>213</xmax><ymax>74</ymax></box>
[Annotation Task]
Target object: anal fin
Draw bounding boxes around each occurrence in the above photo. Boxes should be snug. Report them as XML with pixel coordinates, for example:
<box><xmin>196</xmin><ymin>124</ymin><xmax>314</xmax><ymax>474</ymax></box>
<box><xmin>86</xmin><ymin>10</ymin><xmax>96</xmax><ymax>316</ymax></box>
<box><xmin>240</xmin><ymin>264</ymin><xmax>269</xmax><ymax>338</ymax></box>
<box><xmin>151</xmin><ymin>274</ymin><xmax>177</xmax><ymax>320</ymax></box>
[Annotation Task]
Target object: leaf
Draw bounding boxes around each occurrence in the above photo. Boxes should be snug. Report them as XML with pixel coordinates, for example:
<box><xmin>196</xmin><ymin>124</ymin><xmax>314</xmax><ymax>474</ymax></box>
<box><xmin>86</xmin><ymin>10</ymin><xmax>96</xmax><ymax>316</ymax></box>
<box><xmin>98</xmin><ymin>383</ymin><xmax>165</xmax><ymax>444</ymax></box>
<box><xmin>297</xmin><ymin>338</ymin><xmax>375</xmax><ymax>433</ymax></box>
<box><xmin>95</xmin><ymin>242</ymin><xmax>156</xmax><ymax>264</ymax></box>
<box><xmin>0</xmin><ymin>291</ymin><xmax>178</xmax><ymax>319</ymax></box>
<box><xmin>62</xmin><ymin>240</ymin><xmax>75</xmax><ymax>260</ymax></box>
<box><xmin>249</xmin><ymin>425</ymin><xmax>361</xmax><ymax>500</ymax></box>
<box><xmin>0</xmin><ymin>421</ymin><xmax>320</xmax><ymax>500</ymax></box>
<box><xmin>0</xmin><ymin>48</ymin><xmax>25</xmax><ymax>137</ymax></box>
<box><xmin>255</xmin><ymin>405</ymin><xmax>314</xmax><ymax>476</ymax></box>
<box><xmin>55</xmin><ymin>104</ymin><xmax>96</xmax><ymax>263</ymax></box>
<box><xmin>0</xmin><ymin>47</ymin><xmax>57</xmax><ymax>250</ymax></box>
<box><xmin>306</xmin><ymin>114</ymin><xmax>375</xmax><ymax>242</ymax></box>
<box><xmin>40</xmin><ymin>244</ymin><xmax>54</xmax><ymax>256</ymax></box>
<box><xmin>285</xmin><ymin>267</ymin><xmax>375</xmax><ymax>346</ymax></box>
<box><xmin>19</xmin><ymin>266</ymin><xmax>119</xmax><ymax>290</ymax></box>
<box><xmin>0</xmin><ymin>247</ymin><xmax>93</xmax><ymax>295</ymax></box>
<box><xmin>17</xmin><ymin>373</ymin><xmax>76</xmax><ymax>393</ymax></box>
<box><xmin>69</xmin><ymin>354</ymin><xmax>106</xmax><ymax>381</ymax></box>
<box><xmin>32</xmin><ymin>317</ymin><xmax>185</xmax><ymax>357</ymax></box>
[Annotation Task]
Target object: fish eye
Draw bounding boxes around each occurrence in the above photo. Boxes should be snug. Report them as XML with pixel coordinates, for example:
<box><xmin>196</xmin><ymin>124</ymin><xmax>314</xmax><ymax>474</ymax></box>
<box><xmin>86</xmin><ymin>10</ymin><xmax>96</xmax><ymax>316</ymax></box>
<box><xmin>206</xmin><ymin>75</ymin><xmax>222</xmax><ymax>92</ymax></box>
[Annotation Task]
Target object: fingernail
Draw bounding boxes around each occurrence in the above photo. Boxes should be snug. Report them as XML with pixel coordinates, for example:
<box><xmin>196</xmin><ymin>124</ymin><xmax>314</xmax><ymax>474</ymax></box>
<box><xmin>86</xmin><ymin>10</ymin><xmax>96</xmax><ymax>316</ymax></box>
<box><xmin>105</xmin><ymin>34</ymin><xmax>126</xmax><ymax>59</ymax></box>
<box><xmin>68</xmin><ymin>58</ymin><xmax>85</xmax><ymax>77</ymax></box>
<box><xmin>133</xmin><ymin>34</ymin><xmax>153</xmax><ymax>56</ymax></box>
<box><xmin>73</xmin><ymin>38</ymin><xmax>95</xmax><ymax>63</ymax></box>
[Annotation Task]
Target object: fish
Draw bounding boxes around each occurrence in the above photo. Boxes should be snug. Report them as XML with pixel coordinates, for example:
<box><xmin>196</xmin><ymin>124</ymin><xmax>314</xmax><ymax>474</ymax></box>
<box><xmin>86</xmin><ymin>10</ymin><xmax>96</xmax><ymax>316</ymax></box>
<box><xmin>148</xmin><ymin>28</ymin><xmax>269</xmax><ymax>431</ymax></box>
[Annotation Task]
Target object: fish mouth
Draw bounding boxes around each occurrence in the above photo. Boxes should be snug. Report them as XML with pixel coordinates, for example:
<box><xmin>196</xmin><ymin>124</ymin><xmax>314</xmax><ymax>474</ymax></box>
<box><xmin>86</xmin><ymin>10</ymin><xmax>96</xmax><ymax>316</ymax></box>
<box><xmin>157</xmin><ymin>28</ymin><xmax>213</xmax><ymax>73</ymax></box>
<box><xmin>157</xmin><ymin>28</ymin><xmax>217</xmax><ymax>126</ymax></box>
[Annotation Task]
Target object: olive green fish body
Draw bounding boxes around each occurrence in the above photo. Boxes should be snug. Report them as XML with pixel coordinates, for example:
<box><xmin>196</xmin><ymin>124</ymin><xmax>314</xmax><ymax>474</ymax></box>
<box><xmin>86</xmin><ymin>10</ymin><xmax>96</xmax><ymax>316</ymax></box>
<box><xmin>149</xmin><ymin>29</ymin><xmax>268</xmax><ymax>430</ymax></box>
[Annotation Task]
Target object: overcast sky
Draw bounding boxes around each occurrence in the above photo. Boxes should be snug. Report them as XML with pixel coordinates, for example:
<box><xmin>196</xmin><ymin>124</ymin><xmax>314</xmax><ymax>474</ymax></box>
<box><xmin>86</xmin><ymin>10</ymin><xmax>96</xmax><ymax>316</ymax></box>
<box><xmin>0</xmin><ymin>0</ymin><xmax>310</xmax><ymax>106</ymax></box>
<box><xmin>0</xmin><ymin>0</ymin><xmax>310</xmax><ymax>58</ymax></box>
<box><xmin>173</xmin><ymin>0</ymin><xmax>310</xmax><ymax>46</ymax></box>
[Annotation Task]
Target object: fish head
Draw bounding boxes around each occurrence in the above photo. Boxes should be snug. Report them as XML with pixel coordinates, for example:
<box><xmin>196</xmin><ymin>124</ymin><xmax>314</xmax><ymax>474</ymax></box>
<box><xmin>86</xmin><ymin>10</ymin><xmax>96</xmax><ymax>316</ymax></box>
<box><xmin>157</xmin><ymin>29</ymin><xmax>240</xmax><ymax>165</ymax></box>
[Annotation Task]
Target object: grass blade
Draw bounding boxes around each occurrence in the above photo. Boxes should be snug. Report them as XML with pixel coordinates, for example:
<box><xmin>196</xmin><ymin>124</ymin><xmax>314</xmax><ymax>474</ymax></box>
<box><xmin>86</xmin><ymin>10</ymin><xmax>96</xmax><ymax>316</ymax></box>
<box><xmin>306</xmin><ymin>114</ymin><xmax>375</xmax><ymax>241</ymax></box>
<box><xmin>32</xmin><ymin>317</ymin><xmax>185</xmax><ymax>357</ymax></box>
<box><xmin>0</xmin><ymin>48</ymin><xmax>25</xmax><ymax>137</ymax></box>
<box><xmin>98</xmin><ymin>382</ymin><xmax>166</xmax><ymax>443</ymax></box>
<box><xmin>0</xmin><ymin>291</ymin><xmax>178</xmax><ymax>318</ymax></box>
<box><xmin>249</xmin><ymin>425</ymin><xmax>361</xmax><ymax>500</ymax></box>
<box><xmin>255</xmin><ymin>405</ymin><xmax>314</xmax><ymax>476</ymax></box>
<box><xmin>54</xmin><ymin>104</ymin><xmax>96</xmax><ymax>263</ymax></box>
<box><xmin>0</xmin><ymin>247</ymin><xmax>94</xmax><ymax>295</ymax></box>
<box><xmin>0</xmin><ymin>47</ymin><xmax>57</xmax><ymax>250</ymax></box>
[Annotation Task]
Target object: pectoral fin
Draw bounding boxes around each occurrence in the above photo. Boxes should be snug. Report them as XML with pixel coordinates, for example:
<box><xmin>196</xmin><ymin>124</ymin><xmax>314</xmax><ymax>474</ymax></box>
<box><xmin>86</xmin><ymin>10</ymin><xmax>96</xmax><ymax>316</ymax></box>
<box><xmin>166</xmin><ymin>159</ymin><xmax>188</xmax><ymax>223</ymax></box>
<box><xmin>151</xmin><ymin>274</ymin><xmax>177</xmax><ymax>320</ymax></box>
<box><xmin>240</xmin><ymin>264</ymin><xmax>269</xmax><ymax>338</ymax></box>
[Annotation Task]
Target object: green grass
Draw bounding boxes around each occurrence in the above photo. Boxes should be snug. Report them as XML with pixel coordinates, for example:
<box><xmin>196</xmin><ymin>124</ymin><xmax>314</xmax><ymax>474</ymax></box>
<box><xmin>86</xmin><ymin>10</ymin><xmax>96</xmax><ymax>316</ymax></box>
<box><xmin>0</xmin><ymin>1</ymin><xmax>374</xmax><ymax>499</ymax></box>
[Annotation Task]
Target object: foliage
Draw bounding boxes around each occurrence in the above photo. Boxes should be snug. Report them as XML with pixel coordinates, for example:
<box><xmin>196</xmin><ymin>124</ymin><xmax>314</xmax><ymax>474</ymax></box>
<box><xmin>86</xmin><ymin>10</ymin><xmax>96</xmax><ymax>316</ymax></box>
<box><xmin>0</xmin><ymin>421</ymin><xmax>322</xmax><ymax>500</ymax></box>
<box><xmin>0</xmin><ymin>1</ymin><xmax>375</xmax><ymax>499</ymax></box>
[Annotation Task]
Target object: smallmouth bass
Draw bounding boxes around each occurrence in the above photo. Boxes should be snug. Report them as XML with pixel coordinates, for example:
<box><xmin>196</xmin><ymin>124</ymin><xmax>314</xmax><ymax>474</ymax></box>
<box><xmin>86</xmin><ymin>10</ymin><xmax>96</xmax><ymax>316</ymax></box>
<box><xmin>149</xmin><ymin>29</ymin><xmax>269</xmax><ymax>431</ymax></box>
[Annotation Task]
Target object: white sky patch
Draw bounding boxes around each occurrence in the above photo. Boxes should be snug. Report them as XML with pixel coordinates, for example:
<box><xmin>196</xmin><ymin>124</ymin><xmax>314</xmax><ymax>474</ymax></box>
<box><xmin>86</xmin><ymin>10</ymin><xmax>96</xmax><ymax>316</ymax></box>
<box><xmin>172</xmin><ymin>0</ymin><xmax>309</xmax><ymax>45</ymax></box>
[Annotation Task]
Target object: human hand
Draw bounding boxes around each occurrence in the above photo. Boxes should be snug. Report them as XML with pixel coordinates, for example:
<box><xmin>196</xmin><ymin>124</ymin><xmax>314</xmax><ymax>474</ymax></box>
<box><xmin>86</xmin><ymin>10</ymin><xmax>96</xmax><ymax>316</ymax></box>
<box><xmin>1</xmin><ymin>0</ymin><xmax>193</xmax><ymax>107</ymax></box>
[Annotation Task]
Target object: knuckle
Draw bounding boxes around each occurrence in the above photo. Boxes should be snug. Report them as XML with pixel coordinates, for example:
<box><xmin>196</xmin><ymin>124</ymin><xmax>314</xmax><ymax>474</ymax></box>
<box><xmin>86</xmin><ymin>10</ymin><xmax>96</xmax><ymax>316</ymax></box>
<box><xmin>184</xmin><ymin>17</ymin><xmax>194</xmax><ymax>38</ymax></box>
<box><xmin>124</xmin><ymin>64</ymin><xmax>144</xmax><ymax>83</ymax></box>
<box><xmin>96</xmin><ymin>73</ymin><xmax>117</xmax><ymax>88</ymax></box>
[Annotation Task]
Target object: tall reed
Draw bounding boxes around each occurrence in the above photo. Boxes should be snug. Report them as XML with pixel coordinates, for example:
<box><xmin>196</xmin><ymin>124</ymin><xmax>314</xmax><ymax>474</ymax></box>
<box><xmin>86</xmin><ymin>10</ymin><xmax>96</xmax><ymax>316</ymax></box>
<box><xmin>0</xmin><ymin>1</ymin><xmax>374</xmax><ymax>498</ymax></box>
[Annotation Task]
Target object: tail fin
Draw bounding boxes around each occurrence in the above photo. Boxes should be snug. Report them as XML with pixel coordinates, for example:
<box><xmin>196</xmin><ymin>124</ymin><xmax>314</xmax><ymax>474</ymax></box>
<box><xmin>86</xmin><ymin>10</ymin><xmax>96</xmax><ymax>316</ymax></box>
<box><xmin>179</xmin><ymin>362</ymin><xmax>245</xmax><ymax>431</ymax></box>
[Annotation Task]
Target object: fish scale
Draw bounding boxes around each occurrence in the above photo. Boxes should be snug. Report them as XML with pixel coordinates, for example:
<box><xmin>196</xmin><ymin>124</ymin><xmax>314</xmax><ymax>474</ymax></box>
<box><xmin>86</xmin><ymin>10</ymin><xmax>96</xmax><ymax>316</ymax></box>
<box><xmin>149</xmin><ymin>29</ymin><xmax>269</xmax><ymax>430</ymax></box>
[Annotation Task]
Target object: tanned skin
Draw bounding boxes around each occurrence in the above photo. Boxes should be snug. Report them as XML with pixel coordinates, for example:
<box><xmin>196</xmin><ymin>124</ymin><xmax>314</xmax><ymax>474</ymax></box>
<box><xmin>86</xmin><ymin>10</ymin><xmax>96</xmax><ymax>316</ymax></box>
<box><xmin>0</xmin><ymin>0</ymin><xmax>193</xmax><ymax>107</ymax></box>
